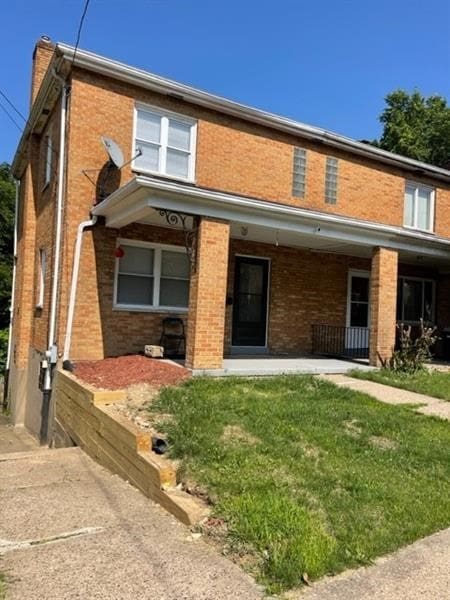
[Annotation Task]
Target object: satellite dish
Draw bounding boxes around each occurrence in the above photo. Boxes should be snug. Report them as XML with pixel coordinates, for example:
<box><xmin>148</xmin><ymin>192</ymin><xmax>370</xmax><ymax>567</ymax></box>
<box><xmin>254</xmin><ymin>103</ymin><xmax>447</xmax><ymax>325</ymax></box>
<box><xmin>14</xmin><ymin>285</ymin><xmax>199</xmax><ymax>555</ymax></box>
<box><xmin>101</xmin><ymin>136</ymin><xmax>124</xmax><ymax>169</ymax></box>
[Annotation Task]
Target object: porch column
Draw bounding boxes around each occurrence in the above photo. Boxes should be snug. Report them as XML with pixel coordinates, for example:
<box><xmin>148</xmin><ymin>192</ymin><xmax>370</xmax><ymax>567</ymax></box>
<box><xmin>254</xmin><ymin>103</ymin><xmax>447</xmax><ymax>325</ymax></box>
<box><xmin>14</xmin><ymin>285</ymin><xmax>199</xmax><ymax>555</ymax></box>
<box><xmin>185</xmin><ymin>217</ymin><xmax>230</xmax><ymax>370</ymax></box>
<box><xmin>369</xmin><ymin>247</ymin><xmax>398</xmax><ymax>366</ymax></box>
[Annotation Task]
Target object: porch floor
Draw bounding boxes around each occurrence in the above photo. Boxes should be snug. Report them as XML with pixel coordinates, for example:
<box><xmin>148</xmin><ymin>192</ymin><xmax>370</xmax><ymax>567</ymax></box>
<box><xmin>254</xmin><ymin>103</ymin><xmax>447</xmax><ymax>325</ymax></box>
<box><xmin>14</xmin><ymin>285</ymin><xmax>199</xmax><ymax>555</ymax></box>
<box><xmin>191</xmin><ymin>355</ymin><xmax>374</xmax><ymax>377</ymax></box>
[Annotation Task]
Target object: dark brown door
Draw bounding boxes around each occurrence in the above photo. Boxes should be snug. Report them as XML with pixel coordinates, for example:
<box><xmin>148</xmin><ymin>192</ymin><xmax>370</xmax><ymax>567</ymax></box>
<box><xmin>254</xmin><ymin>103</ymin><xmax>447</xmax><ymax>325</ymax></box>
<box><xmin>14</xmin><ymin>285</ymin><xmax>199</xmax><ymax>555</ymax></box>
<box><xmin>232</xmin><ymin>256</ymin><xmax>269</xmax><ymax>347</ymax></box>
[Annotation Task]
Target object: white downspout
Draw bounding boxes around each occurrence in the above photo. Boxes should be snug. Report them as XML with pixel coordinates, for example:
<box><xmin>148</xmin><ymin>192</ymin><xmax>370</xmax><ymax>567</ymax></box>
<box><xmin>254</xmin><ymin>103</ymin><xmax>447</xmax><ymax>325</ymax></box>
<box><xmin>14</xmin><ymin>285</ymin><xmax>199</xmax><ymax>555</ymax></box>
<box><xmin>3</xmin><ymin>179</ymin><xmax>19</xmax><ymax>407</ymax></box>
<box><xmin>62</xmin><ymin>216</ymin><xmax>97</xmax><ymax>366</ymax></box>
<box><xmin>40</xmin><ymin>72</ymin><xmax>69</xmax><ymax>443</ymax></box>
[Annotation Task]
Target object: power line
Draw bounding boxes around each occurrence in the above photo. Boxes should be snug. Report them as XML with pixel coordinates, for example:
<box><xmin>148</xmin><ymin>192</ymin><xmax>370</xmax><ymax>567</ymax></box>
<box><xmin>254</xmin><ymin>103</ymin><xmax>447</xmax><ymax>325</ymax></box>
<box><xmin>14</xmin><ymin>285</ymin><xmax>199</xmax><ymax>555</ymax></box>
<box><xmin>0</xmin><ymin>99</ymin><xmax>23</xmax><ymax>132</ymax></box>
<box><xmin>0</xmin><ymin>89</ymin><xmax>26</xmax><ymax>122</ymax></box>
<box><xmin>71</xmin><ymin>0</ymin><xmax>92</xmax><ymax>71</ymax></box>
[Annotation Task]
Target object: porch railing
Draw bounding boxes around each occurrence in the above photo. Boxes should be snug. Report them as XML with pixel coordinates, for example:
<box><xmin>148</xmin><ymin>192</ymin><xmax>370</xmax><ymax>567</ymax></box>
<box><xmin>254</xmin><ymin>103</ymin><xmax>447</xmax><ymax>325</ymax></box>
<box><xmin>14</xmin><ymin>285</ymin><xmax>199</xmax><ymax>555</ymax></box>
<box><xmin>312</xmin><ymin>324</ymin><xmax>370</xmax><ymax>360</ymax></box>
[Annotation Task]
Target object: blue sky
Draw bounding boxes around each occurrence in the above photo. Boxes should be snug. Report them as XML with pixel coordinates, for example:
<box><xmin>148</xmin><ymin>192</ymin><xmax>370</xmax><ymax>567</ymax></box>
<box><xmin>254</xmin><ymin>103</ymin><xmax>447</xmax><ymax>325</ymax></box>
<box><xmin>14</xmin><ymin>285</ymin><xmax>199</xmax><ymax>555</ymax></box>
<box><xmin>1</xmin><ymin>0</ymin><xmax>449</xmax><ymax>163</ymax></box>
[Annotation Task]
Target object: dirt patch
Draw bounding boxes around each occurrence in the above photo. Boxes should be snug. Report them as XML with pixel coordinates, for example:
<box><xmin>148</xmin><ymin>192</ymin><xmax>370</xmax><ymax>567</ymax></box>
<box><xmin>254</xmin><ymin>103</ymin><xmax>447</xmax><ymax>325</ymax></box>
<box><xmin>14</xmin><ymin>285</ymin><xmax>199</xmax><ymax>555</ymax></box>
<box><xmin>73</xmin><ymin>355</ymin><xmax>191</xmax><ymax>390</ymax></box>
<box><xmin>221</xmin><ymin>425</ymin><xmax>261</xmax><ymax>446</ymax></box>
<box><xmin>369</xmin><ymin>435</ymin><xmax>399</xmax><ymax>450</ymax></box>
<box><xmin>344</xmin><ymin>419</ymin><xmax>362</xmax><ymax>438</ymax></box>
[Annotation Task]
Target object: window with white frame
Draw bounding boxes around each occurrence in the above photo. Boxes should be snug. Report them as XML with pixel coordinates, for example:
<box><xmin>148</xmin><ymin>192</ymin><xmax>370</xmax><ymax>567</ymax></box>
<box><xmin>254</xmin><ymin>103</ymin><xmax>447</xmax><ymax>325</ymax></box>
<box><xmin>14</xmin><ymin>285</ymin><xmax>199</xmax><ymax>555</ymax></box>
<box><xmin>404</xmin><ymin>182</ymin><xmax>435</xmax><ymax>232</ymax></box>
<box><xmin>37</xmin><ymin>248</ymin><xmax>46</xmax><ymax>308</ymax></box>
<box><xmin>44</xmin><ymin>131</ymin><xmax>52</xmax><ymax>187</ymax></box>
<box><xmin>115</xmin><ymin>241</ymin><xmax>190</xmax><ymax>310</ymax></box>
<box><xmin>396</xmin><ymin>277</ymin><xmax>435</xmax><ymax>324</ymax></box>
<box><xmin>133</xmin><ymin>105</ymin><xmax>196</xmax><ymax>181</ymax></box>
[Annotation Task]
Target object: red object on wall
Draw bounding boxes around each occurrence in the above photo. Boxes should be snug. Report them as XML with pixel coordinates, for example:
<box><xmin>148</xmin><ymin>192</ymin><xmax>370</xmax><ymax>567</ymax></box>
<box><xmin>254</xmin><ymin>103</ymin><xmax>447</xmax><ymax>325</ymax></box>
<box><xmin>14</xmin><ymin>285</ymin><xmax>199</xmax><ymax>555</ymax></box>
<box><xmin>114</xmin><ymin>246</ymin><xmax>124</xmax><ymax>258</ymax></box>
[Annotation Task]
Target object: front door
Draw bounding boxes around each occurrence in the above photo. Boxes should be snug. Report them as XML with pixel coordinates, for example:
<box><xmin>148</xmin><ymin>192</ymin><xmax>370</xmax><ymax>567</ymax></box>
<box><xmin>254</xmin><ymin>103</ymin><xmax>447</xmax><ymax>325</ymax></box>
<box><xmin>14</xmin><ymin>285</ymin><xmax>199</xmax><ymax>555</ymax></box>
<box><xmin>232</xmin><ymin>256</ymin><xmax>269</xmax><ymax>347</ymax></box>
<box><xmin>346</xmin><ymin>271</ymin><xmax>370</xmax><ymax>351</ymax></box>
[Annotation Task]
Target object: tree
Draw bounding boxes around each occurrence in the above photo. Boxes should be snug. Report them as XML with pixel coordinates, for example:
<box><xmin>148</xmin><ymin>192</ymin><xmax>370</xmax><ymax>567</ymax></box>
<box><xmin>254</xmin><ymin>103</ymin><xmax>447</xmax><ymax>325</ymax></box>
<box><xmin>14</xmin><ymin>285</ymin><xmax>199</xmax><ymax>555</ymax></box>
<box><xmin>376</xmin><ymin>90</ymin><xmax>450</xmax><ymax>168</ymax></box>
<box><xmin>0</xmin><ymin>163</ymin><xmax>15</xmax><ymax>370</ymax></box>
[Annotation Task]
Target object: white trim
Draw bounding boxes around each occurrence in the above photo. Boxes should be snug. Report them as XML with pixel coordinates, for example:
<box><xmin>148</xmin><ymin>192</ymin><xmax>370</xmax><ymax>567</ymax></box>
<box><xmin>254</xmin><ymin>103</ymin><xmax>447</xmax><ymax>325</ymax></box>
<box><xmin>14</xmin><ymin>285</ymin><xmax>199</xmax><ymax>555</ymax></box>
<box><xmin>346</xmin><ymin>270</ymin><xmax>370</xmax><ymax>328</ymax></box>
<box><xmin>92</xmin><ymin>176</ymin><xmax>450</xmax><ymax>261</ymax></box>
<box><xmin>231</xmin><ymin>254</ymin><xmax>271</xmax><ymax>349</ymax></box>
<box><xmin>132</xmin><ymin>103</ymin><xmax>197</xmax><ymax>182</ymax></box>
<box><xmin>114</xmin><ymin>238</ymin><xmax>190</xmax><ymax>312</ymax></box>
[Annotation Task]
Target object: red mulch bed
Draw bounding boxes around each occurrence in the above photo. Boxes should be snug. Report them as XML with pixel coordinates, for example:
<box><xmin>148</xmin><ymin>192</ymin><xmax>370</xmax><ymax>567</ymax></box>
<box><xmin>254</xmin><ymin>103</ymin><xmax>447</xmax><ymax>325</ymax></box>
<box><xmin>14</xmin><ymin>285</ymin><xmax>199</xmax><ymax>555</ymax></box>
<box><xmin>73</xmin><ymin>355</ymin><xmax>191</xmax><ymax>390</ymax></box>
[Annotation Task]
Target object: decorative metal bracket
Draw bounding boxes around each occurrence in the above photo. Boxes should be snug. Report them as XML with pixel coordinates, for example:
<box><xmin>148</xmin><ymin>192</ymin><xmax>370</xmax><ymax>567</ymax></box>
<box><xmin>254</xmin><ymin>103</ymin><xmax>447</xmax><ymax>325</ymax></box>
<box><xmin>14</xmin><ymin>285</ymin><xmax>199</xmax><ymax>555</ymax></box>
<box><xmin>158</xmin><ymin>210</ymin><xmax>199</xmax><ymax>273</ymax></box>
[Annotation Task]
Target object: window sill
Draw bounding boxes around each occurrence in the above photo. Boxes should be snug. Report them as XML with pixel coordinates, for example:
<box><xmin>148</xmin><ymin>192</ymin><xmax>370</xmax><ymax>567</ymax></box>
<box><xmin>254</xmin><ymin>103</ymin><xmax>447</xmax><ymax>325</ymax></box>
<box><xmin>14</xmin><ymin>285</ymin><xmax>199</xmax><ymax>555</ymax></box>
<box><xmin>402</xmin><ymin>225</ymin><xmax>435</xmax><ymax>235</ymax></box>
<box><xmin>131</xmin><ymin>166</ymin><xmax>195</xmax><ymax>185</ymax></box>
<box><xmin>113</xmin><ymin>305</ymin><xmax>188</xmax><ymax>314</ymax></box>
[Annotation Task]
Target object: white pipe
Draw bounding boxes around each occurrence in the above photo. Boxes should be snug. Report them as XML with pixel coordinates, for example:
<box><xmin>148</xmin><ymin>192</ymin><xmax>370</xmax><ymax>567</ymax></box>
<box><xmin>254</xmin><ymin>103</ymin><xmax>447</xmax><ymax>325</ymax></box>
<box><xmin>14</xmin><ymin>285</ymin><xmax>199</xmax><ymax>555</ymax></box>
<box><xmin>44</xmin><ymin>73</ymin><xmax>69</xmax><ymax>390</ymax></box>
<box><xmin>5</xmin><ymin>179</ymin><xmax>19</xmax><ymax>372</ymax></box>
<box><xmin>62</xmin><ymin>216</ymin><xmax>97</xmax><ymax>363</ymax></box>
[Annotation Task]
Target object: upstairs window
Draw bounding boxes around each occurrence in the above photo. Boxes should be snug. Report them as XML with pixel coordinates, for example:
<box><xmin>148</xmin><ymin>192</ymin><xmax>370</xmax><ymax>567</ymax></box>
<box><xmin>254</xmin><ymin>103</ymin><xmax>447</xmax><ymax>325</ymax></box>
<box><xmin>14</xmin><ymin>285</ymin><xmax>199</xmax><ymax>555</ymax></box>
<box><xmin>404</xmin><ymin>182</ymin><xmax>435</xmax><ymax>232</ymax></box>
<box><xmin>115</xmin><ymin>240</ymin><xmax>190</xmax><ymax>311</ymax></box>
<box><xmin>36</xmin><ymin>248</ymin><xmax>46</xmax><ymax>308</ymax></box>
<box><xmin>325</xmin><ymin>157</ymin><xmax>338</xmax><ymax>204</ymax></box>
<box><xmin>43</xmin><ymin>132</ymin><xmax>52</xmax><ymax>187</ymax></box>
<box><xmin>133</xmin><ymin>105</ymin><xmax>197</xmax><ymax>181</ymax></box>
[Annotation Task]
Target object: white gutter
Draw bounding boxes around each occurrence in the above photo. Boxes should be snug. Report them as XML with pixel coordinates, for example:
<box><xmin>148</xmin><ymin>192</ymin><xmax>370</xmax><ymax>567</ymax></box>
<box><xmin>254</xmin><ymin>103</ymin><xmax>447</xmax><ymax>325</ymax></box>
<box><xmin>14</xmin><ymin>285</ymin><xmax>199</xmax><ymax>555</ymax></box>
<box><xmin>43</xmin><ymin>71</ymin><xmax>69</xmax><ymax>391</ymax></box>
<box><xmin>5</xmin><ymin>180</ymin><xmax>19</xmax><ymax>376</ymax></box>
<box><xmin>62</xmin><ymin>216</ymin><xmax>97</xmax><ymax>365</ymax></box>
<box><xmin>55</xmin><ymin>42</ymin><xmax>450</xmax><ymax>183</ymax></box>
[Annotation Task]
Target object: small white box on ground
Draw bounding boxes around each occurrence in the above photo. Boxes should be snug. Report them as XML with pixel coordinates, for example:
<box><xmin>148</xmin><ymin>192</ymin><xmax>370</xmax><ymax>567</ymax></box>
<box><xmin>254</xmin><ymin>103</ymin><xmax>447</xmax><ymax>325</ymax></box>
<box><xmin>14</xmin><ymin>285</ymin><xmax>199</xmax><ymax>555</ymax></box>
<box><xmin>144</xmin><ymin>345</ymin><xmax>164</xmax><ymax>358</ymax></box>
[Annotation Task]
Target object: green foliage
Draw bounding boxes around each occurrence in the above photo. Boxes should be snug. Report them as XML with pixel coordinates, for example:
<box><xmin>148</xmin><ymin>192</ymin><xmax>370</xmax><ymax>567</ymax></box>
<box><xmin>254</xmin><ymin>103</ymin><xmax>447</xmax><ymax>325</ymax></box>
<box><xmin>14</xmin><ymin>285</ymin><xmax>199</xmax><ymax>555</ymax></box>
<box><xmin>0</xmin><ymin>163</ymin><xmax>15</xmax><ymax>330</ymax></box>
<box><xmin>0</xmin><ymin>329</ymin><xmax>8</xmax><ymax>373</ymax></box>
<box><xmin>150</xmin><ymin>375</ymin><xmax>450</xmax><ymax>592</ymax></box>
<box><xmin>377</xmin><ymin>90</ymin><xmax>450</xmax><ymax>167</ymax></box>
<box><xmin>387</xmin><ymin>320</ymin><xmax>438</xmax><ymax>374</ymax></box>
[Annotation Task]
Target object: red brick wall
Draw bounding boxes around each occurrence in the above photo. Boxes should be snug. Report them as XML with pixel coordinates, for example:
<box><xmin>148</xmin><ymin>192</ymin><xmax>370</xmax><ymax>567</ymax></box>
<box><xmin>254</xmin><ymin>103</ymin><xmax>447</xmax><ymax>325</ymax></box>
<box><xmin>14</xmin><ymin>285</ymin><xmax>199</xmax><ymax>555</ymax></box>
<box><xmin>185</xmin><ymin>218</ymin><xmax>230</xmax><ymax>369</ymax></box>
<box><xmin>224</xmin><ymin>240</ymin><xmax>371</xmax><ymax>355</ymax></box>
<box><xmin>369</xmin><ymin>247</ymin><xmax>399</xmax><ymax>365</ymax></box>
<box><xmin>13</xmin><ymin>51</ymin><xmax>450</xmax><ymax>372</ymax></box>
<box><xmin>67</xmin><ymin>69</ymin><xmax>450</xmax><ymax>233</ymax></box>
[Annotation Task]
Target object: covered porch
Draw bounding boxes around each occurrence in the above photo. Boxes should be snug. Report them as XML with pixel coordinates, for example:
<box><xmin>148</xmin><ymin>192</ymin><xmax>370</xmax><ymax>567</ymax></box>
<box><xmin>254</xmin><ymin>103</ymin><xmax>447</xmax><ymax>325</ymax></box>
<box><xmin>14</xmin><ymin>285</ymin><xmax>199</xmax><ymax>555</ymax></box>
<box><xmin>91</xmin><ymin>176</ymin><xmax>450</xmax><ymax>372</ymax></box>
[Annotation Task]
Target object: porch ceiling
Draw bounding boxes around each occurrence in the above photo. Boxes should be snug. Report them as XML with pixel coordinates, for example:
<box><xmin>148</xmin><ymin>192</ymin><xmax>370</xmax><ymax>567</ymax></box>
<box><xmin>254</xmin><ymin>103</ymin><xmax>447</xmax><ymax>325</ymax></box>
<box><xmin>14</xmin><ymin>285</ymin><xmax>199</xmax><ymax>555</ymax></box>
<box><xmin>92</xmin><ymin>175</ymin><xmax>450</xmax><ymax>267</ymax></box>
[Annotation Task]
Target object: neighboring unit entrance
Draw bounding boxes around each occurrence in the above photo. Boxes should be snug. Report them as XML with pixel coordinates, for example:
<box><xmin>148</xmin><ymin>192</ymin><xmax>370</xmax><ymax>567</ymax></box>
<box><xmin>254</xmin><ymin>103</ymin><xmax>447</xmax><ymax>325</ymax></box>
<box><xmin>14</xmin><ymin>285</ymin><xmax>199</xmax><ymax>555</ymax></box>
<box><xmin>232</xmin><ymin>256</ymin><xmax>269</xmax><ymax>348</ymax></box>
<box><xmin>346</xmin><ymin>271</ymin><xmax>370</xmax><ymax>353</ymax></box>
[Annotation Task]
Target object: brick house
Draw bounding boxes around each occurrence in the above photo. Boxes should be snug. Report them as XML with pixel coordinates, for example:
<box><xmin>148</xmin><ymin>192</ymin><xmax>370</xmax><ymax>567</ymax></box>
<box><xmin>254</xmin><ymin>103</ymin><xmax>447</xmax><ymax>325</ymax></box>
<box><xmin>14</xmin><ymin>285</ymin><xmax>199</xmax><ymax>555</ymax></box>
<box><xmin>6</xmin><ymin>38</ymin><xmax>450</xmax><ymax>440</ymax></box>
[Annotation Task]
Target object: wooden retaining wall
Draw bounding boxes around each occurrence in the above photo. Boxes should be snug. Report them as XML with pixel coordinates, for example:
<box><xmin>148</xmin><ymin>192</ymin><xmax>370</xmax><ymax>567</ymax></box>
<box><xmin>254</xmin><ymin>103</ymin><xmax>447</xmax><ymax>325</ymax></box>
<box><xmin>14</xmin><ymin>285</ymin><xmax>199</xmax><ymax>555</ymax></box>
<box><xmin>54</xmin><ymin>369</ymin><xmax>208</xmax><ymax>525</ymax></box>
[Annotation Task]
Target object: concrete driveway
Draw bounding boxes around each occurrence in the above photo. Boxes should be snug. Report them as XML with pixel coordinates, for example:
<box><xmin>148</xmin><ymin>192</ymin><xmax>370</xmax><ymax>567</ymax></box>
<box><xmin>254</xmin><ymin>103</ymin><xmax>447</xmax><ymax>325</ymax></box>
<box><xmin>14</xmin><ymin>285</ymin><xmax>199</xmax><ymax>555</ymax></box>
<box><xmin>0</xmin><ymin>447</ymin><xmax>263</xmax><ymax>600</ymax></box>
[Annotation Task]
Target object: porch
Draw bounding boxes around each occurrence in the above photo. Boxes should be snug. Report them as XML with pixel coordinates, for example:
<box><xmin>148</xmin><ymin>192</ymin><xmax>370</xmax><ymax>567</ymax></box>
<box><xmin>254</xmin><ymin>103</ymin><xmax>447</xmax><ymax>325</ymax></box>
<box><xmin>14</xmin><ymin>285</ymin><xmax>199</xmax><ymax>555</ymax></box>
<box><xmin>191</xmin><ymin>355</ymin><xmax>373</xmax><ymax>377</ymax></box>
<box><xmin>86</xmin><ymin>176</ymin><xmax>450</xmax><ymax>371</ymax></box>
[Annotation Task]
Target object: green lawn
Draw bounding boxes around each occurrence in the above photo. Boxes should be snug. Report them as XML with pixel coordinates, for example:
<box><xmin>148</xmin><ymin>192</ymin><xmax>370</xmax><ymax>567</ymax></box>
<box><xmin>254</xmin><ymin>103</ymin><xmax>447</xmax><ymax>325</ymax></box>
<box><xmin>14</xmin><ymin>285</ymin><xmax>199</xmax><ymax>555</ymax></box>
<box><xmin>149</xmin><ymin>376</ymin><xmax>450</xmax><ymax>594</ymax></box>
<box><xmin>351</xmin><ymin>368</ymin><xmax>450</xmax><ymax>401</ymax></box>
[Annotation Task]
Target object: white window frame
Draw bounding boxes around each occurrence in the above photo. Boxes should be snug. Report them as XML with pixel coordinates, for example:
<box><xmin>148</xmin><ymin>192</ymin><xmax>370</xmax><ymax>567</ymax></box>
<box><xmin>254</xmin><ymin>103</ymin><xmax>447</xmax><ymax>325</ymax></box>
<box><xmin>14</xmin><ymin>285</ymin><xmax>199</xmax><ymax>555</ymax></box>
<box><xmin>36</xmin><ymin>248</ymin><xmax>46</xmax><ymax>309</ymax></box>
<box><xmin>397</xmin><ymin>275</ymin><xmax>435</xmax><ymax>325</ymax></box>
<box><xmin>113</xmin><ymin>238</ymin><xmax>190</xmax><ymax>312</ymax></box>
<box><xmin>403</xmin><ymin>181</ymin><xmax>435</xmax><ymax>233</ymax></box>
<box><xmin>43</xmin><ymin>130</ymin><xmax>52</xmax><ymax>188</ymax></box>
<box><xmin>132</xmin><ymin>103</ymin><xmax>197</xmax><ymax>182</ymax></box>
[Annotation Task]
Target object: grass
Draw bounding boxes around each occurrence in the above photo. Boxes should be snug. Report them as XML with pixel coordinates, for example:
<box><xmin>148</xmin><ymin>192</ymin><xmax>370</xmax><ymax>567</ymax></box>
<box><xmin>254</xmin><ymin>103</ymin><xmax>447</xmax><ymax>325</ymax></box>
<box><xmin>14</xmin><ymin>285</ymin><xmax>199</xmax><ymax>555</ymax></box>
<box><xmin>351</xmin><ymin>368</ymin><xmax>450</xmax><ymax>401</ymax></box>
<box><xmin>149</xmin><ymin>375</ymin><xmax>450</xmax><ymax>593</ymax></box>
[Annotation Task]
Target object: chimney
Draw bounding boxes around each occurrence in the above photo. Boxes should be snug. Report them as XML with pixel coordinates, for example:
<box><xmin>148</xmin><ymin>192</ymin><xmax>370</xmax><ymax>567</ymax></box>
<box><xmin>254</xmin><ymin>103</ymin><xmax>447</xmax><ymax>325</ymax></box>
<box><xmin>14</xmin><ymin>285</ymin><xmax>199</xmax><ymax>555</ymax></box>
<box><xmin>30</xmin><ymin>36</ymin><xmax>55</xmax><ymax>106</ymax></box>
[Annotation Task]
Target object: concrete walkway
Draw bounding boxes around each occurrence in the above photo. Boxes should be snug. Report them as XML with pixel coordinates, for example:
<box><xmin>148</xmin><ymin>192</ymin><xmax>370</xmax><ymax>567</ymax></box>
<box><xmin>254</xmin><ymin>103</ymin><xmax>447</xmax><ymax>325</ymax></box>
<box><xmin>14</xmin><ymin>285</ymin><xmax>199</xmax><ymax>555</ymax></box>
<box><xmin>320</xmin><ymin>374</ymin><xmax>450</xmax><ymax>421</ymax></box>
<box><xmin>0</xmin><ymin>413</ymin><xmax>39</xmax><ymax>453</ymax></box>
<box><xmin>289</xmin><ymin>527</ymin><xmax>450</xmax><ymax>600</ymax></box>
<box><xmin>0</xmin><ymin>446</ymin><xmax>263</xmax><ymax>600</ymax></box>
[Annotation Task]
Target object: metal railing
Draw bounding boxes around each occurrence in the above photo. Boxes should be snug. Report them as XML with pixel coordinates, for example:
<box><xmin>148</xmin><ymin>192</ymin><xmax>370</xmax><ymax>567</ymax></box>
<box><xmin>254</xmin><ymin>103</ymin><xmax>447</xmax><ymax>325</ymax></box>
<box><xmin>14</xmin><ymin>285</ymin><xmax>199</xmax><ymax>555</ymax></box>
<box><xmin>312</xmin><ymin>324</ymin><xmax>370</xmax><ymax>360</ymax></box>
